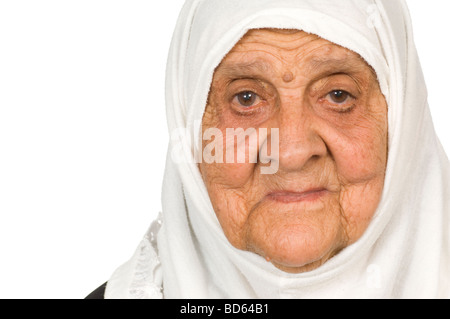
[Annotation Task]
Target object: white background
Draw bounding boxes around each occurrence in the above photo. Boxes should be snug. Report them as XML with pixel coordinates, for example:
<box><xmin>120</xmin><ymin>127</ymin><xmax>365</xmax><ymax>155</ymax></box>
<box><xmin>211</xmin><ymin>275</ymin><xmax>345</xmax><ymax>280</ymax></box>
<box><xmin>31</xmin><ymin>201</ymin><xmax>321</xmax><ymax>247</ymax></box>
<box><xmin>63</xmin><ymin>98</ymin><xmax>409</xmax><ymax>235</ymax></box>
<box><xmin>0</xmin><ymin>0</ymin><xmax>448</xmax><ymax>299</ymax></box>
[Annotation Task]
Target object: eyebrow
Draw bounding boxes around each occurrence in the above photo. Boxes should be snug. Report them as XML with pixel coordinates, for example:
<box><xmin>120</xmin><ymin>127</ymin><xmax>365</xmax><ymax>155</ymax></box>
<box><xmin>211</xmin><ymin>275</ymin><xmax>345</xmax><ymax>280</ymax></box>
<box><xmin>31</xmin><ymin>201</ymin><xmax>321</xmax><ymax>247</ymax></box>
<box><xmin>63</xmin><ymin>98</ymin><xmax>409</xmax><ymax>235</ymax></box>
<box><xmin>307</xmin><ymin>57</ymin><xmax>376</xmax><ymax>78</ymax></box>
<box><xmin>217</xmin><ymin>56</ymin><xmax>374</xmax><ymax>81</ymax></box>
<box><xmin>218</xmin><ymin>60</ymin><xmax>273</xmax><ymax>79</ymax></box>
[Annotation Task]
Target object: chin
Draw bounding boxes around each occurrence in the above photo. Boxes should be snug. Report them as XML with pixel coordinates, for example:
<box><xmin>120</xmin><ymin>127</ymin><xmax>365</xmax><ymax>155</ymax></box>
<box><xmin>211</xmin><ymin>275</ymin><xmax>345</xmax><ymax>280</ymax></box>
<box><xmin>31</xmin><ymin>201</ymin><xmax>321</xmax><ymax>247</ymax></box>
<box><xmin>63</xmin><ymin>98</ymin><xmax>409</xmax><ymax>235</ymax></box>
<box><xmin>247</xmin><ymin>222</ymin><xmax>347</xmax><ymax>273</ymax></box>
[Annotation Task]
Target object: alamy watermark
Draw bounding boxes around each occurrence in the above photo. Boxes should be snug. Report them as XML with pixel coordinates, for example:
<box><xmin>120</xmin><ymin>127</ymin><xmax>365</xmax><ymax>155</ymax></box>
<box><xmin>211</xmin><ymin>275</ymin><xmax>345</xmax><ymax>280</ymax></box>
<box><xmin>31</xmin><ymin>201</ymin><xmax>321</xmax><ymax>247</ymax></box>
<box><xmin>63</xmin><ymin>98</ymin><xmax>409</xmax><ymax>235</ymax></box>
<box><xmin>170</xmin><ymin>121</ymin><xmax>280</xmax><ymax>175</ymax></box>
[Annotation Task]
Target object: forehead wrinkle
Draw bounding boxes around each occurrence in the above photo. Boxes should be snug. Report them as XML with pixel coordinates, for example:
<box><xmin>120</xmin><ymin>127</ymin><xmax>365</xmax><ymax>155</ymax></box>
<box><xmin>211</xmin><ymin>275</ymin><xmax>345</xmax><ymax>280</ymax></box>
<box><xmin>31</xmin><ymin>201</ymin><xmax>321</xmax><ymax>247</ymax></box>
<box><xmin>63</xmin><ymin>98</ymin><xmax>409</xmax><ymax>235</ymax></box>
<box><xmin>246</xmin><ymin>28</ymin><xmax>319</xmax><ymax>49</ymax></box>
<box><xmin>216</xmin><ymin>37</ymin><xmax>375</xmax><ymax>85</ymax></box>
<box><xmin>286</xmin><ymin>39</ymin><xmax>375</xmax><ymax>76</ymax></box>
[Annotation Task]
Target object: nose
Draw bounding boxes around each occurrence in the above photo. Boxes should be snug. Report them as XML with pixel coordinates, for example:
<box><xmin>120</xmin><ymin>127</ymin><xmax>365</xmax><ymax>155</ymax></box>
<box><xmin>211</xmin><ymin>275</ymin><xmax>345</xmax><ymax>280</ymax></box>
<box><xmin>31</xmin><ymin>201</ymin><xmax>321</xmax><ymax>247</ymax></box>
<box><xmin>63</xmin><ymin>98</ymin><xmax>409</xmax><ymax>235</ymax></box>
<box><xmin>274</xmin><ymin>107</ymin><xmax>328</xmax><ymax>173</ymax></box>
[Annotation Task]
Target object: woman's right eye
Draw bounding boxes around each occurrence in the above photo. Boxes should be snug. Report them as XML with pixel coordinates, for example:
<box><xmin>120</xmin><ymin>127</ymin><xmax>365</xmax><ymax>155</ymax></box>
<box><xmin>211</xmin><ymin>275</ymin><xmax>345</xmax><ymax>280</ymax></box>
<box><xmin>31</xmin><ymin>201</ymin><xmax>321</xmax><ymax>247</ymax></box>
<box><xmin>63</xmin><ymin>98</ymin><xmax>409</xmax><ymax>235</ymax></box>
<box><xmin>233</xmin><ymin>91</ymin><xmax>261</xmax><ymax>108</ymax></box>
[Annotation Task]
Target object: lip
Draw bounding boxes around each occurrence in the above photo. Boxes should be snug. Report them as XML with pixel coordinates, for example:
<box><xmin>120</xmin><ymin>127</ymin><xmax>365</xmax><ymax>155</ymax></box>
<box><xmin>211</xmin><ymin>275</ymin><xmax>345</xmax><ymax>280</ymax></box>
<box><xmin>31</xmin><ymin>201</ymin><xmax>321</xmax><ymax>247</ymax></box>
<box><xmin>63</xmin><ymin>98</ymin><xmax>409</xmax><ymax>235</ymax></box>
<box><xmin>265</xmin><ymin>188</ymin><xmax>329</xmax><ymax>203</ymax></box>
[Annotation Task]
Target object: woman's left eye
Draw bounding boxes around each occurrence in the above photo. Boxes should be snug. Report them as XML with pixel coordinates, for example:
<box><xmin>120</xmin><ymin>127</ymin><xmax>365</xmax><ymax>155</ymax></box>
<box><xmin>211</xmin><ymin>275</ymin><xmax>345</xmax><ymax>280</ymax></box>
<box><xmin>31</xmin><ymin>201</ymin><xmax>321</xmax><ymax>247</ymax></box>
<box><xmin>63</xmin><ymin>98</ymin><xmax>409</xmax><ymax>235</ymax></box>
<box><xmin>325</xmin><ymin>90</ymin><xmax>353</xmax><ymax>104</ymax></box>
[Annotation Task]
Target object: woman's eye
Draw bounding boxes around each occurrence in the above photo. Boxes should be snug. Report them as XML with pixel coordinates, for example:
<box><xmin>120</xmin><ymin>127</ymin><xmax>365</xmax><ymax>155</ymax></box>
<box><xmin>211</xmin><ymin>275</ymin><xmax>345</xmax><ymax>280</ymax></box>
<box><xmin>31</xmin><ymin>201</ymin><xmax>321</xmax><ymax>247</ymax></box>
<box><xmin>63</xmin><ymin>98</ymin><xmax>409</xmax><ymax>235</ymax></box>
<box><xmin>234</xmin><ymin>91</ymin><xmax>261</xmax><ymax>107</ymax></box>
<box><xmin>326</xmin><ymin>90</ymin><xmax>352</xmax><ymax>104</ymax></box>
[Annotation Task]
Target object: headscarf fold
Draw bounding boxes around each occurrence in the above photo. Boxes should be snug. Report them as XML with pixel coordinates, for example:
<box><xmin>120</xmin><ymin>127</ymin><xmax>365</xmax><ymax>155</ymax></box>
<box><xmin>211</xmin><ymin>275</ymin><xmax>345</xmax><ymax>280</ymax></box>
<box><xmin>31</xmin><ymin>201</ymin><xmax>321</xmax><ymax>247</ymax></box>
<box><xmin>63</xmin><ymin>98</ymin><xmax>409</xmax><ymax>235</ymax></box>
<box><xmin>105</xmin><ymin>0</ymin><xmax>450</xmax><ymax>298</ymax></box>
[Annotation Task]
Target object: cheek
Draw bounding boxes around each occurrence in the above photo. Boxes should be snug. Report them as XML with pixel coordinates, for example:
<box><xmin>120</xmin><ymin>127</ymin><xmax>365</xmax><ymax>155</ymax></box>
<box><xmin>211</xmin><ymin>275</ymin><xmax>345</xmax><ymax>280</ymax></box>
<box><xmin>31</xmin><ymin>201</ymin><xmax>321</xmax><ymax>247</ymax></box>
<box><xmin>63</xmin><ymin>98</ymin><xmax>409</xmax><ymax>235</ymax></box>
<box><xmin>198</xmin><ymin>161</ymin><xmax>257</xmax><ymax>248</ymax></box>
<box><xmin>326</xmin><ymin>113</ymin><xmax>388</xmax><ymax>184</ymax></box>
<box><xmin>335</xmin><ymin>136</ymin><xmax>386</xmax><ymax>183</ymax></box>
<box><xmin>201</xmin><ymin>162</ymin><xmax>254</xmax><ymax>188</ymax></box>
<box><xmin>199</xmin><ymin>116</ymin><xmax>264</xmax><ymax>247</ymax></box>
<box><xmin>323</xmin><ymin>112</ymin><xmax>387</xmax><ymax>241</ymax></box>
<box><xmin>200</xmin><ymin>106</ymin><xmax>263</xmax><ymax>188</ymax></box>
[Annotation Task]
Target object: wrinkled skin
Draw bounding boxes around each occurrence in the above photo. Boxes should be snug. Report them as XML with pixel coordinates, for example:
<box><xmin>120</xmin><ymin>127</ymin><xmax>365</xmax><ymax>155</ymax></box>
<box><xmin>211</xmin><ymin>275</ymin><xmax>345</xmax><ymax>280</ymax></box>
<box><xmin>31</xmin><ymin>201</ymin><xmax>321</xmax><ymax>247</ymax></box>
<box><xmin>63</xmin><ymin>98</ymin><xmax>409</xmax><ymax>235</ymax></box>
<box><xmin>199</xmin><ymin>29</ymin><xmax>388</xmax><ymax>273</ymax></box>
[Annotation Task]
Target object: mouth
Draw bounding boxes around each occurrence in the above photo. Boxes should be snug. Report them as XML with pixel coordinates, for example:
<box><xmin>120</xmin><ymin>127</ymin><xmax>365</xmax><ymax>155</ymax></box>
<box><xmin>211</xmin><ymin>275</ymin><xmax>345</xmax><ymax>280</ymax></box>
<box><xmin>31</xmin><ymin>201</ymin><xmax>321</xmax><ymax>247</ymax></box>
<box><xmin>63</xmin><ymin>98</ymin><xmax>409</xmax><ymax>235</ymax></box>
<box><xmin>265</xmin><ymin>188</ymin><xmax>329</xmax><ymax>203</ymax></box>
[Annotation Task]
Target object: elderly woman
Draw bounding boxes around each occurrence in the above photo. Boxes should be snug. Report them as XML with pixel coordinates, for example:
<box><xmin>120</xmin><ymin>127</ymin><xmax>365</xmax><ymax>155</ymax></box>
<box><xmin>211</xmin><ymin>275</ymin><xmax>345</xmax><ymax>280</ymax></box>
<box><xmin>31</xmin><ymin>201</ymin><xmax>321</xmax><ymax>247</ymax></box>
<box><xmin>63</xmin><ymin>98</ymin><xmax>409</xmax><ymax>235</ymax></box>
<box><xmin>89</xmin><ymin>0</ymin><xmax>449</xmax><ymax>298</ymax></box>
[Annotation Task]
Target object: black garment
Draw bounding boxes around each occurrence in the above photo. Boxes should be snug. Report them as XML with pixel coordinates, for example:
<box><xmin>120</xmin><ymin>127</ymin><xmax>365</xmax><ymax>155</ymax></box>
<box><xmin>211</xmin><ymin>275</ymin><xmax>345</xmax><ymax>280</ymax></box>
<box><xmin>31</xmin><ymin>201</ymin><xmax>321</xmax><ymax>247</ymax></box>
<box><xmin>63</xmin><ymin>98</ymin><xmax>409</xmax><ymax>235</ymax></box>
<box><xmin>85</xmin><ymin>282</ymin><xmax>107</xmax><ymax>299</ymax></box>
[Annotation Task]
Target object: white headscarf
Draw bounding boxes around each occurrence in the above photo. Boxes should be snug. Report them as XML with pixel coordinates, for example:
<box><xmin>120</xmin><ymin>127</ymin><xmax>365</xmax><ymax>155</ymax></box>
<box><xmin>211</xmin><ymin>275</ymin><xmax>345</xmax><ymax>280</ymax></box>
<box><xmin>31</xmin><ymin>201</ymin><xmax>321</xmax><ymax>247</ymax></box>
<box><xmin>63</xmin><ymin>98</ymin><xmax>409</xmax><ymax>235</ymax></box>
<box><xmin>105</xmin><ymin>0</ymin><xmax>450</xmax><ymax>298</ymax></box>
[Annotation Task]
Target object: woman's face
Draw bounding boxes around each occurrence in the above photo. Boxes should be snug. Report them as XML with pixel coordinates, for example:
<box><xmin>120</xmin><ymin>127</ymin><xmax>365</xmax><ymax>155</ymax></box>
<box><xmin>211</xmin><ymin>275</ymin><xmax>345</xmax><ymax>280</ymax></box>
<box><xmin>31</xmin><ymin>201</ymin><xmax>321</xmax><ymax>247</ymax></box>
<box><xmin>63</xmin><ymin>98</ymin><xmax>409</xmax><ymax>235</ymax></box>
<box><xmin>199</xmin><ymin>29</ymin><xmax>388</xmax><ymax>273</ymax></box>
